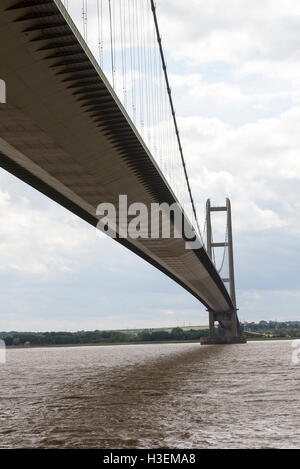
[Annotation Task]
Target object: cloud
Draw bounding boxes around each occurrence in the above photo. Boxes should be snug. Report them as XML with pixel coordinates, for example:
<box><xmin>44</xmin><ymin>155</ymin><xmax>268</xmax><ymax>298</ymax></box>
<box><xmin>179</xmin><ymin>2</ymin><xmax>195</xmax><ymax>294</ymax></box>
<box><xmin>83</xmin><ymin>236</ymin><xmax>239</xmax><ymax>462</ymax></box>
<box><xmin>176</xmin><ymin>106</ymin><xmax>300</xmax><ymax>237</ymax></box>
<box><xmin>239</xmin><ymin>289</ymin><xmax>300</xmax><ymax>322</ymax></box>
<box><xmin>170</xmin><ymin>73</ymin><xmax>292</xmax><ymax>125</ymax></box>
<box><xmin>0</xmin><ymin>176</ymin><xmax>93</xmax><ymax>276</ymax></box>
<box><xmin>158</xmin><ymin>0</ymin><xmax>300</xmax><ymax>67</ymax></box>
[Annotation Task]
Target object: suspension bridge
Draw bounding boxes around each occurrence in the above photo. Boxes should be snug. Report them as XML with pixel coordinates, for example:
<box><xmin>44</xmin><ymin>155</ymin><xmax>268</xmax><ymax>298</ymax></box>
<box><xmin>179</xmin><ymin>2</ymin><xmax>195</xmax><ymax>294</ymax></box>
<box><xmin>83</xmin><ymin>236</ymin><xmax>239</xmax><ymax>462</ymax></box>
<box><xmin>0</xmin><ymin>0</ymin><xmax>246</xmax><ymax>344</ymax></box>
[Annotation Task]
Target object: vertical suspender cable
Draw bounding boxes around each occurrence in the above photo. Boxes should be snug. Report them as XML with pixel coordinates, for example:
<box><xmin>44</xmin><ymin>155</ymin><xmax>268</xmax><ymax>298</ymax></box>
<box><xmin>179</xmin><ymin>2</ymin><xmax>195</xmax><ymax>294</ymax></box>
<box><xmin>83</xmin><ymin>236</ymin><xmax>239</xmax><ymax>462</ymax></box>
<box><xmin>85</xmin><ymin>0</ymin><xmax>88</xmax><ymax>43</ymax></box>
<box><xmin>150</xmin><ymin>0</ymin><xmax>201</xmax><ymax>236</ymax></box>
<box><xmin>82</xmin><ymin>0</ymin><xmax>85</xmax><ymax>40</ymax></box>
<box><xmin>108</xmin><ymin>0</ymin><xmax>115</xmax><ymax>88</ymax></box>
<box><xmin>97</xmin><ymin>0</ymin><xmax>102</xmax><ymax>66</ymax></box>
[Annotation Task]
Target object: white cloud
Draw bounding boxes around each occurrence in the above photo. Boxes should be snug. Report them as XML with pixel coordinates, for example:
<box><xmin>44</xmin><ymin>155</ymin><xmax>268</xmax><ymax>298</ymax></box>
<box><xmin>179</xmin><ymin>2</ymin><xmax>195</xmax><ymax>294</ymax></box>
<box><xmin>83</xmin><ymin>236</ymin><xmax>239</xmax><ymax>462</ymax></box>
<box><xmin>175</xmin><ymin>106</ymin><xmax>300</xmax><ymax>236</ymax></box>
<box><xmin>159</xmin><ymin>0</ymin><xmax>300</xmax><ymax>66</ymax></box>
<box><xmin>239</xmin><ymin>289</ymin><xmax>300</xmax><ymax>322</ymax></box>
<box><xmin>0</xmin><ymin>179</ymin><xmax>93</xmax><ymax>275</ymax></box>
<box><xmin>170</xmin><ymin>73</ymin><xmax>292</xmax><ymax>126</ymax></box>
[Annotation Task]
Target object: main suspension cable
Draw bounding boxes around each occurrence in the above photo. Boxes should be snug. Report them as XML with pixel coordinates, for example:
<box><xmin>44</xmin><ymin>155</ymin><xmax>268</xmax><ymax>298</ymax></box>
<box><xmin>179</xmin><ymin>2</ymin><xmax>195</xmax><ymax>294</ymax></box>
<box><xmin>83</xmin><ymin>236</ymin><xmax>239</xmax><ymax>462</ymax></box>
<box><xmin>150</xmin><ymin>0</ymin><xmax>201</xmax><ymax>237</ymax></box>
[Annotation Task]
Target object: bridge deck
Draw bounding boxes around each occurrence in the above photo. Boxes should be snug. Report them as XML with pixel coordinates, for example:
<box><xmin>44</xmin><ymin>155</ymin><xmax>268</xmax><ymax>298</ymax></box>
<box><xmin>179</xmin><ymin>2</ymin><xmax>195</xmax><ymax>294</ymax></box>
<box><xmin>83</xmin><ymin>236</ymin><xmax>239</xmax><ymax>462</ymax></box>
<box><xmin>0</xmin><ymin>0</ymin><xmax>234</xmax><ymax>315</ymax></box>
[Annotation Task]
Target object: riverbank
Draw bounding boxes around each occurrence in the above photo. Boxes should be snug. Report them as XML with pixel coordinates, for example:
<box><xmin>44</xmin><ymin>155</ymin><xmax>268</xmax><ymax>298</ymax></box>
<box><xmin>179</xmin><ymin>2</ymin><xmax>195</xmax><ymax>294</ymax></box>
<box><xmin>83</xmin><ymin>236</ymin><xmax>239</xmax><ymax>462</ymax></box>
<box><xmin>6</xmin><ymin>336</ymin><xmax>297</xmax><ymax>349</ymax></box>
<box><xmin>246</xmin><ymin>336</ymin><xmax>296</xmax><ymax>341</ymax></box>
<box><xmin>6</xmin><ymin>339</ymin><xmax>201</xmax><ymax>349</ymax></box>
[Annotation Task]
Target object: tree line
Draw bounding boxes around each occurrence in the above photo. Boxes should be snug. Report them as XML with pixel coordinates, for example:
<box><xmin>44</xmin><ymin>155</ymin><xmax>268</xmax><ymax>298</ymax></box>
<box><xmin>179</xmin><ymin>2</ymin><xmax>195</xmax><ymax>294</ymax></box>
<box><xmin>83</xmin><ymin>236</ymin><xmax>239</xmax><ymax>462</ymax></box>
<box><xmin>244</xmin><ymin>321</ymin><xmax>300</xmax><ymax>337</ymax></box>
<box><xmin>0</xmin><ymin>327</ymin><xmax>209</xmax><ymax>346</ymax></box>
<box><xmin>1</xmin><ymin>321</ymin><xmax>299</xmax><ymax>346</ymax></box>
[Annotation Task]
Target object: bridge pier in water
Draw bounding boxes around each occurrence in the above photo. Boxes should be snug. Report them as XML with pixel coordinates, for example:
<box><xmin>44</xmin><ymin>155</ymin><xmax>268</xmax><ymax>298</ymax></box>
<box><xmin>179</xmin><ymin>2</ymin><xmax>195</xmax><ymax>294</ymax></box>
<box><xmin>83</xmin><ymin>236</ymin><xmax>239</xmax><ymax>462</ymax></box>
<box><xmin>200</xmin><ymin>310</ymin><xmax>247</xmax><ymax>345</ymax></box>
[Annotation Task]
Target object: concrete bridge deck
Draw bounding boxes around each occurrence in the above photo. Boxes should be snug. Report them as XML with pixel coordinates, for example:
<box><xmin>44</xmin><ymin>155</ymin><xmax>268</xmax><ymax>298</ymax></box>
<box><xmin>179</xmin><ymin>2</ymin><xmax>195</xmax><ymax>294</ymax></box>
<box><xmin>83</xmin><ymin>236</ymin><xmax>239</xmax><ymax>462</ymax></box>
<box><xmin>0</xmin><ymin>0</ymin><xmax>234</xmax><ymax>317</ymax></box>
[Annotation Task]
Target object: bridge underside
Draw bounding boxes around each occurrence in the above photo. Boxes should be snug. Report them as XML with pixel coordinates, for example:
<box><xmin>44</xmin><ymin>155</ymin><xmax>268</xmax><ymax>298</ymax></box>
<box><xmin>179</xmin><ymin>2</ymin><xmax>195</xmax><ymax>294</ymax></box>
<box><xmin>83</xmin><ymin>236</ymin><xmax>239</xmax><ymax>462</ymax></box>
<box><xmin>0</xmin><ymin>0</ymin><xmax>242</xmax><ymax>327</ymax></box>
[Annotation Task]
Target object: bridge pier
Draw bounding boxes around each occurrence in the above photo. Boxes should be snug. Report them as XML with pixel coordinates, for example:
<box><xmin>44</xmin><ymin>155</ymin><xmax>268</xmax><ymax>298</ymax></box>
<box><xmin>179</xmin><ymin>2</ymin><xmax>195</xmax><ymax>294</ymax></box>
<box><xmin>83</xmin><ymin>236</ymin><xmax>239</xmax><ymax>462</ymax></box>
<box><xmin>200</xmin><ymin>310</ymin><xmax>247</xmax><ymax>345</ymax></box>
<box><xmin>201</xmin><ymin>198</ymin><xmax>246</xmax><ymax>345</ymax></box>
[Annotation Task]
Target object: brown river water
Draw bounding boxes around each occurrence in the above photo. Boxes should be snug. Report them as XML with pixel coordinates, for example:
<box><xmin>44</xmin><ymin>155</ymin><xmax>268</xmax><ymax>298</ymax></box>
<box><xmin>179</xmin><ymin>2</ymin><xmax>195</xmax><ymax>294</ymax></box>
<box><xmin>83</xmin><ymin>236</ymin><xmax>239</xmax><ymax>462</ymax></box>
<box><xmin>0</xmin><ymin>340</ymin><xmax>299</xmax><ymax>448</ymax></box>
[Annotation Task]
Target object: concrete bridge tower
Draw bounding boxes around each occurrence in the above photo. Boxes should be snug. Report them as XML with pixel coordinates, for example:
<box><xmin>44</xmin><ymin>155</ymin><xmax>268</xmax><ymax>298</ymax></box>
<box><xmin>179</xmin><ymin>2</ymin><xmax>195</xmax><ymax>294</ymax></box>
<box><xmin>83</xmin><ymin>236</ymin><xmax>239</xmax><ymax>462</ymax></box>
<box><xmin>201</xmin><ymin>198</ymin><xmax>246</xmax><ymax>345</ymax></box>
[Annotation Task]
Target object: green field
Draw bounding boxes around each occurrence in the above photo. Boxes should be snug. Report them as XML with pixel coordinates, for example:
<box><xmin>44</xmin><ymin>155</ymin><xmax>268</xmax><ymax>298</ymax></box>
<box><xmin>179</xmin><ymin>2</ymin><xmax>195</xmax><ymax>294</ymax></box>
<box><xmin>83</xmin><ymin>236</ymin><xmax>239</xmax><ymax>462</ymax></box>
<box><xmin>118</xmin><ymin>325</ymin><xmax>208</xmax><ymax>335</ymax></box>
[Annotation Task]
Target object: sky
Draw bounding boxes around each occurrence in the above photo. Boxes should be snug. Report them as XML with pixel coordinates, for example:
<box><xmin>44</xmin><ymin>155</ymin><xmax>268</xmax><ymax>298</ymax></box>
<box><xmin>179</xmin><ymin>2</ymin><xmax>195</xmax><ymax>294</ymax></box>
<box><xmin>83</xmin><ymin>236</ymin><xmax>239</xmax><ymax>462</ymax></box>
<box><xmin>0</xmin><ymin>0</ymin><xmax>299</xmax><ymax>331</ymax></box>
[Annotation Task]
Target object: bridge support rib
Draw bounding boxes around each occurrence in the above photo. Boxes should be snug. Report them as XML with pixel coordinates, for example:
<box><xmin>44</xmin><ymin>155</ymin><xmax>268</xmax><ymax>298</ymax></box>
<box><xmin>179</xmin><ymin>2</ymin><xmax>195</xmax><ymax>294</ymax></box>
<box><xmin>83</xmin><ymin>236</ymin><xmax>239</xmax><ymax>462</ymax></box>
<box><xmin>201</xmin><ymin>199</ymin><xmax>246</xmax><ymax>345</ymax></box>
<box><xmin>209</xmin><ymin>310</ymin><xmax>215</xmax><ymax>337</ymax></box>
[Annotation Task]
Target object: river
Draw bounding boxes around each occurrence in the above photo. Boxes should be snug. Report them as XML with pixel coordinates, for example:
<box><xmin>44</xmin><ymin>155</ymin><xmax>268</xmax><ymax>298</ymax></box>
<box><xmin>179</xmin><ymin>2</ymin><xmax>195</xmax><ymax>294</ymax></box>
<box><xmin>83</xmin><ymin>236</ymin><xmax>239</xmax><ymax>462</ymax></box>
<box><xmin>0</xmin><ymin>340</ymin><xmax>299</xmax><ymax>448</ymax></box>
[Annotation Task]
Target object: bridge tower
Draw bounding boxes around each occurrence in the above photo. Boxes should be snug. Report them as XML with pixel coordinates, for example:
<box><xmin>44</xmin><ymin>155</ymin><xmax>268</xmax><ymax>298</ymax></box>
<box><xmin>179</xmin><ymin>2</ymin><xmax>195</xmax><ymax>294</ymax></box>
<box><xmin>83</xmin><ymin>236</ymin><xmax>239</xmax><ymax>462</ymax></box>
<box><xmin>201</xmin><ymin>198</ymin><xmax>246</xmax><ymax>344</ymax></box>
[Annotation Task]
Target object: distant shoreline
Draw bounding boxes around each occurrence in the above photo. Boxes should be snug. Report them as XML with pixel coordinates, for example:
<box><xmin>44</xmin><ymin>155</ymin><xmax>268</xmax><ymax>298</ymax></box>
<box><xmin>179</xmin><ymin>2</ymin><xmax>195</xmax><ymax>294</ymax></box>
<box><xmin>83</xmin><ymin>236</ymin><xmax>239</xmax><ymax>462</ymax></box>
<box><xmin>6</xmin><ymin>339</ymin><xmax>200</xmax><ymax>349</ymax></box>
<box><xmin>5</xmin><ymin>336</ymin><xmax>296</xmax><ymax>349</ymax></box>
